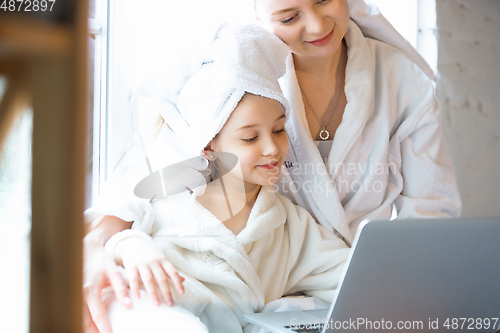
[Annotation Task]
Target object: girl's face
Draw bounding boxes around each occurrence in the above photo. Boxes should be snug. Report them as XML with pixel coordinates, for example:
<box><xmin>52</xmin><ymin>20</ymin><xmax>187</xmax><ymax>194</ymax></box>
<box><xmin>255</xmin><ymin>0</ymin><xmax>349</xmax><ymax>59</ymax></box>
<box><xmin>208</xmin><ymin>94</ymin><xmax>288</xmax><ymax>190</ymax></box>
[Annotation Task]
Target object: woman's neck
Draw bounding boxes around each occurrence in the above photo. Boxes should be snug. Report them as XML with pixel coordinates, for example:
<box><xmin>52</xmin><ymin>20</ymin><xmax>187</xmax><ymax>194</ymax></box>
<box><xmin>293</xmin><ymin>39</ymin><xmax>347</xmax><ymax>84</ymax></box>
<box><xmin>293</xmin><ymin>40</ymin><xmax>348</xmax><ymax>141</ymax></box>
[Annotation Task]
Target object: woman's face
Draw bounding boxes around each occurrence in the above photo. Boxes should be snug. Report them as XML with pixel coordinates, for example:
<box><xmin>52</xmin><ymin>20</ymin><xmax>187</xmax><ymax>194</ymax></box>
<box><xmin>208</xmin><ymin>94</ymin><xmax>288</xmax><ymax>190</ymax></box>
<box><xmin>255</xmin><ymin>0</ymin><xmax>349</xmax><ymax>58</ymax></box>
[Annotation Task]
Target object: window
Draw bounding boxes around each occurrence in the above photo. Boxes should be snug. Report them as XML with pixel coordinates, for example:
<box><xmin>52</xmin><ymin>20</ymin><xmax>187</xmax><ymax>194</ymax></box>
<box><xmin>93</xmin><ymin>0</ymin><xmax>254</xmax><ymax>202</ymax></box>
<box><xmin>88</xmin><ymin>0</ymin><xmax>108</xmax><ymax>207</ymax></box>
<box><xmin>373</xmin><ymin>0</ymin><xmax>437</xmax><ymax>73</ymax></box>
<box><xmin>0</xmin><ymin>77</ymin><xmax>32</xmax><ymax>333</ymax></box>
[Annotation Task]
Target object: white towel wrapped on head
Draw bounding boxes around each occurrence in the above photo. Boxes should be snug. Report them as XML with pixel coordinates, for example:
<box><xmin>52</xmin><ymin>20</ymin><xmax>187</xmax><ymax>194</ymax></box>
<box><xmin>162</xmin><ymin>23</ymin><xmax>290</xmax><ymax>157</ymax></box>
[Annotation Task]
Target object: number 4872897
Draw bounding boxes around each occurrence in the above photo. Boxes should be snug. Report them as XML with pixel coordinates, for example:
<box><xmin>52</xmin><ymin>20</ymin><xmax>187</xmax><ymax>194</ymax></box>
<box><xmin>1</xmin><ymin>0</ymin><xmax>56</xmax><ymax>12</ymax></box>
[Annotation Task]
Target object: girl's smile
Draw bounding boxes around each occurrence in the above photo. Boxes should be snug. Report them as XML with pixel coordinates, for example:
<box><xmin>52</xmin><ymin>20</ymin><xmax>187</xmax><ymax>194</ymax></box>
<box><xmin>256</xmin><ymin>161</ymin><xmax>280</xmax><ymax>169</ymax></box>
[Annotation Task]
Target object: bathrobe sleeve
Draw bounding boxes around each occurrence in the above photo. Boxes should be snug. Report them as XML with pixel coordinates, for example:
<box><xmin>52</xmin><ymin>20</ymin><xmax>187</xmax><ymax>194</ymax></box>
<box><xmin>397</xmin><ymin>104</ymin><xmax>461</xmax><ymax>218</ymax></box>
<box><xmin>277</xmin><ymin>195</ymin><xmax>351</xmax><ymax>303</ymax></box>
<box><xmin>83</xmin><ymin>101</ymin><xmax>190</xmax><ymax>234</ymax></box>
<box><xmin>83</xmin><ymin>171</ymin><xmax>156</xmax><ymax>234</ymax></box>
<box><xmin>385</xmin><ymin>58</ymin><xmax>462</xmax><ymax>219</ymax></box>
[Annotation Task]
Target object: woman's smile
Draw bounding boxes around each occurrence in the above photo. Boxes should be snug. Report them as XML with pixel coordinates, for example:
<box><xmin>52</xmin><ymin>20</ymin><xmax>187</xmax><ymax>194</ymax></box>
<box><xmin>256</xmin><ymin>0</ymin><xmax>350</xmax><ymax>59</ymax></box>
<box><xmin>306</xmin><ymin>25</ymin><xmax>334</xmax><ymax>46</ymax></box>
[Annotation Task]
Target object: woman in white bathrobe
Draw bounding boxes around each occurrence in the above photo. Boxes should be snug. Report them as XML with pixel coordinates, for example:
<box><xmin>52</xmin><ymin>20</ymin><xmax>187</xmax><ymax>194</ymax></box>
<box><xmin>83</xmin><ymin>0</ymin><xmax>461</xmax><ymax>331</ymax></box>
<box><xmin>254</xmin><ymin>0</ymin><xmax>461</xmax><ymax>245</ymax></box>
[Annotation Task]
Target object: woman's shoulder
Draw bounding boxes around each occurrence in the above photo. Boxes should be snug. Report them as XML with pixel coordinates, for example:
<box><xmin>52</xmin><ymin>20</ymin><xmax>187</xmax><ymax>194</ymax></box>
<box><xmin>367</xmin><ymin>37</ymin><xmax>432</xmax><ymax>88</ymax></box>
<box><xmin>345</xmin><ymin>20</ymin><xmax>431</xmax><ymax>83</ymax></box>
<box><xmin>344</xmin><ymin>20</ymin><xmax>434</xmax><ymax>108</ymax></box>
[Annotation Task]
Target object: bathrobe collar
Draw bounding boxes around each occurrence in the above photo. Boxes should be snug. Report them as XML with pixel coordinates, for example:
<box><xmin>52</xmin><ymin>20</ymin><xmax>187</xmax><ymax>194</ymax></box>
<box><xmin>154</xmin><ymin>186</ymin><xmax>290</xmax><ymax>314</ymax></box>
<box><xmin>236</xmin><ymin>186</ymin><xmax>287</xmax><ymax>246</ymax></box>
<box><xmin>279</xmin><ymin>20</ymin><xmax>375</xmax><ymax>244</ymax></box>
<box><xmin>158</xmin><ymin>186</ymin><xmax>287</xmax><ymax>250</ymax></box>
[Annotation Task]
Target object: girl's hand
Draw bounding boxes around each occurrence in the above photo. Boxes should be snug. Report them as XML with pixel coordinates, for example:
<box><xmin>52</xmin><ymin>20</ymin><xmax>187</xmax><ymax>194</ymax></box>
<box><xmin>114</xmin><ymin>237</ymin><xmax>185</xmax><ymax>306</ymax></box>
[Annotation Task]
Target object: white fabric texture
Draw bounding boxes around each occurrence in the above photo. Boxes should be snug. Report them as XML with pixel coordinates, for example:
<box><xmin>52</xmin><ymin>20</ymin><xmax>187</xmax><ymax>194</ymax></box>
<box><xmin>125</xmin><ymin>186</ymin><xmax>349</xmax><ymax>333</ymax></box>
<box><xmin>277</xmin><ymin>20</ymin><xmax>461</xmax><ymax>245</ymax></box>
<box><xmin>104</xmin><ymin>229</ymin><xmax>154</xmax><ymax>261</ymax></box>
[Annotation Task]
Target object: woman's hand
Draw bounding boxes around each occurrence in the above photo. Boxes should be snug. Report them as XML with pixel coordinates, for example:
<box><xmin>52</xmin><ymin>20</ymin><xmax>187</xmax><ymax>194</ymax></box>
<box><xmin>83</xmin><ymin>235</ymin><xmax>132</xmax><ymax>333</ymax></box>
<box><xmin>83</xmin><ymin>215</ymin><xmax>135</xmax><ymax>332</ymax></box>
<box><xmin>115</xmin><ymin>237</ymin><xmax>185</xmax><ymax>306</ymax></box>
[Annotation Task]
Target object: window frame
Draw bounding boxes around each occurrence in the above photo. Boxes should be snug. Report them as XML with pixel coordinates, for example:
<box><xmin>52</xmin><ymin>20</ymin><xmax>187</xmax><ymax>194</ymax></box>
<box><xmin>89</xmin><ymin>0</ymin><xmax>112</xmax><ymax>205</ymax></box>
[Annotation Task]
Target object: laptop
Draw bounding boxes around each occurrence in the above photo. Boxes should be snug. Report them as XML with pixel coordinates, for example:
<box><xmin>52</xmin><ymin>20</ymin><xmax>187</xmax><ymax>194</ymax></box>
<box><xmin>244</xmin><ymin>217</ymin><xmax>500</xmax><ymax>333</ymax></box>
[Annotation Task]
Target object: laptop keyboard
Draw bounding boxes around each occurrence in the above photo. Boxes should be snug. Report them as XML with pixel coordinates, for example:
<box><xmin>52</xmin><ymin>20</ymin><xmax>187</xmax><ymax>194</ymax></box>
<box><xmin>283</xmin><ymin>324</ymin><xmax>324</xmax><ymax>332</ymax></box>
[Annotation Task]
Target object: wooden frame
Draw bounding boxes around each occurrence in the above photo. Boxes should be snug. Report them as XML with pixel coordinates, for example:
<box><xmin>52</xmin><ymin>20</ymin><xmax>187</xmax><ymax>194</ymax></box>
<box><xmin>0</xmin><ymin>3</ymin><xmax>88</xmax><ymax>331</ymax></box>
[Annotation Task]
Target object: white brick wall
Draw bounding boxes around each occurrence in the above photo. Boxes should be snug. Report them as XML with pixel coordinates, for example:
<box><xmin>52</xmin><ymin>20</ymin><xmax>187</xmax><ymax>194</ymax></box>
<box><xmin>436</xmin><ymin>0</ymin><xmax>500</xmax><ymax>216</ymax></box>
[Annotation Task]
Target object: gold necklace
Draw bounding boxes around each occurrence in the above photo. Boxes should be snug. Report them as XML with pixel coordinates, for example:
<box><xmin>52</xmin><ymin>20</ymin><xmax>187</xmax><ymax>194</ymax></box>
<box><xmin>299</xmin><ymin>74</ymin><xmax>345</xmax><ymax>141</ymax></box>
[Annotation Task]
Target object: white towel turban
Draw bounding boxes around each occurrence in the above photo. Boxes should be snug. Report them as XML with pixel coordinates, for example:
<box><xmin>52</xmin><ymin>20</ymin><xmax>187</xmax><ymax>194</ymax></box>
<box><xmin>159</xmin><ymin>23</ymin><xmax>290</xmax><ymax>157</ymax></box>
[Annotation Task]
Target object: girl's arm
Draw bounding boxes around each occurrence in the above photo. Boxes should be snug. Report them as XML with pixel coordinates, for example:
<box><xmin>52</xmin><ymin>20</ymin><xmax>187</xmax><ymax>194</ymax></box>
<box><xmin>85</xmin><ymin>215</ymin><xmax>132</xmax><ymax>248</ymax></box>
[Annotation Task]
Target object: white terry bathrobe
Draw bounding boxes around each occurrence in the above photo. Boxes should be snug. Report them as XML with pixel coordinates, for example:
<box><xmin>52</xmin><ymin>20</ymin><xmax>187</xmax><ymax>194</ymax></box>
<box><xmin>123</xmin><ymin>186</ymin><xmax>350</xmax><ymax>333</ymax></box>
<box><xmin>277</xmin><ymin>20</ymin><xmax>462</xmax><ymax>245</ymax></box>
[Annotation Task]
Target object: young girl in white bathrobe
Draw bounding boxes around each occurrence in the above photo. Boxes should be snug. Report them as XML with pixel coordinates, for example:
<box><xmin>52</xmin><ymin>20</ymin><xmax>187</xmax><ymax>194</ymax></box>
<box><xmin>97</xmin><ymin>24</ymin><xmax>350</xmax><ymax>333</ymax></box>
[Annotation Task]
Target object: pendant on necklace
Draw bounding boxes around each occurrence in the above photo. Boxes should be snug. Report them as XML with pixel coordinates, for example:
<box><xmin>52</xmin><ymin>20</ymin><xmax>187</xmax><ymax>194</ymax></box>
<box><xmin>319</xmin><ymin>127</ymin><xmax>330</xmax><ymax>140</ymax></box>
